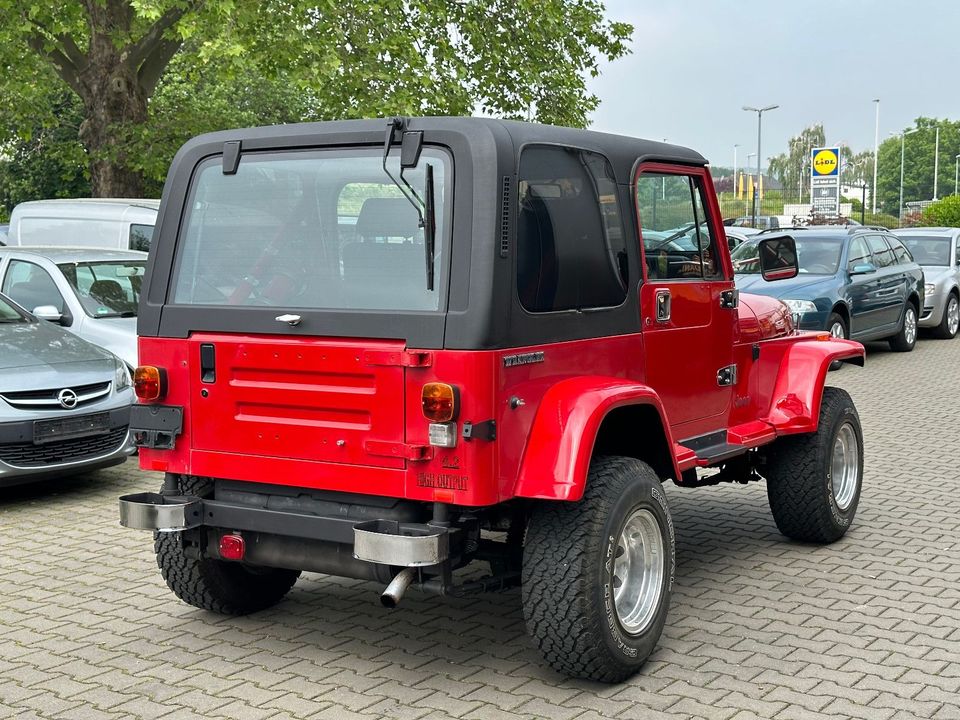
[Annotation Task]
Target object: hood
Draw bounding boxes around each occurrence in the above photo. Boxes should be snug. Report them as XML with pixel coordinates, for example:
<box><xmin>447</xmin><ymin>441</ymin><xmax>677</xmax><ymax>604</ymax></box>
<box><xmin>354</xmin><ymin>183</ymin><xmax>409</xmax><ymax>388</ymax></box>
<box><xmin>735</xmin><ymin>272</ymin><xmax>837</xmax><ymax>301</ymax></box>
<box><xmin>82</xmin><ymin>315</ymin><xmax>138</xmax><ymax>368</ymax></box>
<box><xmin>0</xmin><ymin>319</ymin><xmax>115</xmax><ymax>371</ymax></box>
<box><xmin>737</xmin><ymin>292</ymin><xmax>794</xmax><ymax>343</ymax></box>
<box><xmin>921</xmin><ymin>265</ymin><xmax>955</xmax><ymax>285</ymax></box>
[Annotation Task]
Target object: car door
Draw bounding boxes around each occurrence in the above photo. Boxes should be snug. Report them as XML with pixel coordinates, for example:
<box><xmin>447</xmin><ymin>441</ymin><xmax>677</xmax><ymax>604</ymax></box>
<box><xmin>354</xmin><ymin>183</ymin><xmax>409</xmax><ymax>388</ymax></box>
<box><xmin>635</xmin><ymin>164</ymin><xmax>736</xmax><ymax>435</ymax></box>
<box><xmin>845</xmin><ymin>235</ymin><xmax>879</xmax><ymax>334</ymax></box>
<box><xmin>0</xmin><ymin>258</ymin><xmax>69</xmax><ymax>320</ymax></box>
<box><xmin>865</xmin><ymin>234</ymin><xmax>904</xmax><ymax>327</ymax></box>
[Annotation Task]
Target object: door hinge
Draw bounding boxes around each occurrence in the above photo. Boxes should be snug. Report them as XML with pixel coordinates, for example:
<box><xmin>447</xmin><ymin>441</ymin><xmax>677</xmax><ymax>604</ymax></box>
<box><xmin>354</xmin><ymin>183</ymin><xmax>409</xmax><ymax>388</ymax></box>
<box><xmin>363</xmin><ymin>350</ymin><xmax>434</xmax><ymax>368</ymax></box>
<box><xmin>720</xmin><ymin>288</ymin><xmax>739</xmax><ymax>309</ymax></box>
<box><xmin>364</xmin><ymin>440</ymin><xmax>434</xmax><ymax>461</ymax></box>
<box><xmin>717</xmin><ymin>364</ymin><xmax>738</xmax><ymax>386</ymax></box>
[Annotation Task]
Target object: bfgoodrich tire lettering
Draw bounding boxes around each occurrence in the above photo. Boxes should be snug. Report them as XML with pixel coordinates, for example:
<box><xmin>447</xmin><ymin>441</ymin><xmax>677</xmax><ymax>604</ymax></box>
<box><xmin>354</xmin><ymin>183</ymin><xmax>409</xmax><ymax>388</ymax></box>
<box><xmin>154</xmin><ymin>475</ymin><xmax>300</xmax><ymax>615</ymax></box>
<box><xmin>764</xmin><ymin>387</ymin><xmax>863</xmax><ymax>543</ymax></box>
<box><xmin>522</xmin><ymin>456</ymin><xmax>675</xmax><ymax>682</ymax></box>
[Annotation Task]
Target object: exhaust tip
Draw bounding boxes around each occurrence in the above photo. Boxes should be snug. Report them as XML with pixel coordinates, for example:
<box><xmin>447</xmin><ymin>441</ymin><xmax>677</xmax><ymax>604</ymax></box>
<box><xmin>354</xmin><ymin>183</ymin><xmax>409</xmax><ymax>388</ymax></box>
<box><xmin>380</xmin><ymin>567</ymin><xmax>416</xmax><ymax>609</ymax></box>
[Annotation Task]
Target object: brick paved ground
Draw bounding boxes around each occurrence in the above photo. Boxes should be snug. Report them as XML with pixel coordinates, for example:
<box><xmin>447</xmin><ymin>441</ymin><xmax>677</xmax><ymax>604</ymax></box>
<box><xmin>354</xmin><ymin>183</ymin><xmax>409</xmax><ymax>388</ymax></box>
<box><xmin>1</xmin><ymin>336</ymin><xmax>959</xmax><ymax>720</ymax></box>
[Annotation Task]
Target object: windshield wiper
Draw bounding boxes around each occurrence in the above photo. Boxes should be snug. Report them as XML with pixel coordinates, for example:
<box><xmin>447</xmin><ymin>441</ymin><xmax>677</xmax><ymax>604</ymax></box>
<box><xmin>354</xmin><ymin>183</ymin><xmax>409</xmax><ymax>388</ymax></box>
<box><xmin>382</xmin><ymin>117</ymin><xmax>437</xmax><ymax>291</ymax></box>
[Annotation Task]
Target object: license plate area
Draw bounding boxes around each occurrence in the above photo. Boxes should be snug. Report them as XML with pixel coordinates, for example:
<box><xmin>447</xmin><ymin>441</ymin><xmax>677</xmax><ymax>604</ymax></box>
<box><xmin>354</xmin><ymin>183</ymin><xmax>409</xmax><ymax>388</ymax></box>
<box><xmin>34</xmin><ymin>412</ymin><xmax>111</xmax><ymax>445</ymax></box>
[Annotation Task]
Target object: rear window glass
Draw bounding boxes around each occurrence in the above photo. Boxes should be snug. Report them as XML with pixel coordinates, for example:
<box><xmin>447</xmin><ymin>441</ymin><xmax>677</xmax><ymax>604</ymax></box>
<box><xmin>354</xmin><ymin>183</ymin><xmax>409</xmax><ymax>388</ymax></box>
<box><xmin>171</xmin><ymin>147</ymin><xmax>450</xmax><ymax>312</ymax></box>
<box><xmin>516</xmin><ymin>145</ymin><xmax>627</xmax><ymax>312</ymax></box>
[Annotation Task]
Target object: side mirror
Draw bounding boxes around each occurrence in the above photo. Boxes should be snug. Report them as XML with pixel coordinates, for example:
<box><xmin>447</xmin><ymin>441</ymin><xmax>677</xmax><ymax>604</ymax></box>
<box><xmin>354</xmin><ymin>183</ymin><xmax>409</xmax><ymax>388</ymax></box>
<box><xmin>32</xmin><ymin>305</ymin><xmax>62</xmax><ymax>322</ymax></box>
<box><xmin>758</xmin><ymin>236</ymin><xmax>799</xmax><ymax>281</ymax></box>
<box><xmin>850</xmin><ymin>263</ymin><xmax>877</xmax><ymax>275</ymax></box>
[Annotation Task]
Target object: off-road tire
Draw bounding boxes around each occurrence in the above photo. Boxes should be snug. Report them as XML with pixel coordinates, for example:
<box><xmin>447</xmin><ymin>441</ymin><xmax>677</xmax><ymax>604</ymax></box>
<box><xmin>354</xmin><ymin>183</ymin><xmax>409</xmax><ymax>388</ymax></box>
<box><xmin>932</xmin><ymin>291</ymin><xmax>959</xmax><ymax>340</ymax></box>
<box><xmin>888</xmin><ymin>302</ymin><xmax>918</xmax><ymax>352</ymax></box>
<box><xmin>764</xmin><ymin>387</ymin><xmax>863</xmax><ymax>543</ymax></box>
<box><xmin>154</xmin><ymin>475</ymin><xmax>300</xmax><ymax>615</ymax></box>
<box><xmin>522</xmin><ymin>456</ymin><xmax>675</xmax><ymax>682</ymax></box>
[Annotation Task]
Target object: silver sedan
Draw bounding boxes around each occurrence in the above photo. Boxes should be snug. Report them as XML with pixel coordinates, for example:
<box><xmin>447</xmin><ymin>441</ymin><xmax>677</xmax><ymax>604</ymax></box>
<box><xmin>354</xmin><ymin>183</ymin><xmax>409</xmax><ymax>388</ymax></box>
<box><xmin>0</xmin><ymin>293</ymin><xmax>134</xmax><ymax>486</ymax></box>
<box><xmin>893</xmin><ymin>228</ymin><xmax>960</xmax><ymax>339</ymax></box>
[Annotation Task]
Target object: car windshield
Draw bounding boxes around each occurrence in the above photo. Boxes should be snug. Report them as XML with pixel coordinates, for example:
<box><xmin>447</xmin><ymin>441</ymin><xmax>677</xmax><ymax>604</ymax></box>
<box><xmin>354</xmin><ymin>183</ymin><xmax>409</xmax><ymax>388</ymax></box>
<box><xmin>58</xmin><ymin>261</ymin><xmax>145</xmax><ymax>318</ymax></box>
<box><xmin>171</xmin><ymin>147</ymin><xmax>450</xmax><ymax>312</ymax></box>
<box><xmin>732</xmin><ymin>236</ymin><xmax>842</xmax><ymax>275</ymax></box>
<box><xmin>899</xmin><ymin>236</ymin><xmax>951</xmax><ymax>266</ymax></box>
<box><xmin>0</xmin><ymin>293</ymin><xmax>28</xmax><ymax>322</ymax></box>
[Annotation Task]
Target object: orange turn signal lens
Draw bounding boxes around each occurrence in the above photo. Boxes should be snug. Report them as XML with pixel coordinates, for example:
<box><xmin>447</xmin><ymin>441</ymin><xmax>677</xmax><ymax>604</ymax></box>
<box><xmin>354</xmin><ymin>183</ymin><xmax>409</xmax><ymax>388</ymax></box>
<box><xmin>421</xmin><ymin>383</ymin><xmax>458</xmax><ymax>423</ymax></box>
<box><xmin>134</xmin><ymin>366</ymin><xmax>163</xmax><ymax>401</ymax></box>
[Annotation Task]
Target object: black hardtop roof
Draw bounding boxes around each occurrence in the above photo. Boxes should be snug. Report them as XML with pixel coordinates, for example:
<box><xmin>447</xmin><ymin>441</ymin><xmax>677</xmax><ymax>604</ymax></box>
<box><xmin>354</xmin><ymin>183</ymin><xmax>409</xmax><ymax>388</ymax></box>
<box><xmin>180</xmin><ymin>116</ymin><xmax>708</xmax><ymax>181</ymax></box>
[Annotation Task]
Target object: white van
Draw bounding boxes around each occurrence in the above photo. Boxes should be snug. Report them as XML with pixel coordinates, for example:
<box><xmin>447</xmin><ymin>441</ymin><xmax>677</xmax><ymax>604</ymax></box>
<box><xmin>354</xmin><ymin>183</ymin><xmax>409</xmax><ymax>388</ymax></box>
<box><xmin>8</xmin><ymin>199</ymin><xmax>159</xmax><ymax>251</ymax></box>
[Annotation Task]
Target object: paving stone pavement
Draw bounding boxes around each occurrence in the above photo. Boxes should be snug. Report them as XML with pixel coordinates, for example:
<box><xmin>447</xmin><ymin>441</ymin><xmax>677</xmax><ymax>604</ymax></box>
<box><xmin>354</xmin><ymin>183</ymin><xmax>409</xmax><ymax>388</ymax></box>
<box><xmin>2</xmin><ymin>336</ymin><xmax>959</xmax><ymax>720</ymax></box>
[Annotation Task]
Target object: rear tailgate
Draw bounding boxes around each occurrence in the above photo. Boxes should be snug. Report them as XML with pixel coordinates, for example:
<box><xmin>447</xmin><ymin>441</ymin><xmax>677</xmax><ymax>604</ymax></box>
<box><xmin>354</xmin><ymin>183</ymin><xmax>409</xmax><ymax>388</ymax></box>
<box><xmin>189</xmin><ymin>334</ymin><xmax>407</xmax><ymax>469</ymax></box>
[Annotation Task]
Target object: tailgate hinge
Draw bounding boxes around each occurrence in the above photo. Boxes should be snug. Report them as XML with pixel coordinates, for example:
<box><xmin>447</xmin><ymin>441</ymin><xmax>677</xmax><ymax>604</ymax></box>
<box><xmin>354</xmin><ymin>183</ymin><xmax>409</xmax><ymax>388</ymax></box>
<box><xmin>364</xmin><ymin>440</ymin><xmax>434</xmax><ymax>462</ymax></box>
<box><xmin>363</xmin><ymin>350</ymin><xmax>434</xmax><ymax>368</ymax></box>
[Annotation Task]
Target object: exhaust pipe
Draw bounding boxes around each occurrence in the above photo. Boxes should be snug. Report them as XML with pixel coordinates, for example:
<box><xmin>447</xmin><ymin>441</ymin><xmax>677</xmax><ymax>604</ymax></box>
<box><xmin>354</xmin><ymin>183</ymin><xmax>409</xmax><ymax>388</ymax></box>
<box><xmin>381</xmin><ymin>567</ymin><xmax>417</xmax><ymax>608</ymax></box>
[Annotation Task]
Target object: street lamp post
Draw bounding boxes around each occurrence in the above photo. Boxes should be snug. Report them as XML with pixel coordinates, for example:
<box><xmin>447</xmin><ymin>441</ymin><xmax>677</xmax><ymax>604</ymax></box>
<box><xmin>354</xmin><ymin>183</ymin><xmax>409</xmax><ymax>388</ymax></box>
<box><xmin>955</xmin><ymin>154</ymin><xmax>959</xmax><ymax>196</ymax></box>
<box><xmin>743</xmin><ymin>104</ymin><xmax>779</xmax><ymax>227</ymax></box>
<box><xmin>733</xmin><ymin>143</ymin><xmax>739</xmax><ymax>198</ymax></box>
<box><xmin>872</xmin><ymin>99</ymin><xmax>880</xmax><ymax>214</ymax></box>
<box><xmin>895</xmin><ymin>128</ymin><xmax>919</xmax><ymax>227</ymax></box>
<box><xmin>933</xmin><ymin>126</ymin><xmax>940</xmax><ymax>200</ymax></box>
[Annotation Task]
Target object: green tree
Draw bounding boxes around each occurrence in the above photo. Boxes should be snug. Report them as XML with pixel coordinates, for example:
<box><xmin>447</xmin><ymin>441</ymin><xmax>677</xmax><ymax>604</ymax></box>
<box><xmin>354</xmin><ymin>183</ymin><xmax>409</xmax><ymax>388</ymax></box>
<box><xmin>876</xmin><ymin>117</ymin><xmax>960</xmax><ymax>215</ymax></box>
<box><xmin>0</xmin><ymin>1</ymin><xmax>631</xmax><ymax>198</ymax></box>
<box><xmin>767</xmin><ymin>123</ymin><xmax>826</xmax><ymax>196</ymax></box>
<box><xmin>920</xmin><ymin>195</ymin><xmax>960</xmax><ymax>226</ymax></box>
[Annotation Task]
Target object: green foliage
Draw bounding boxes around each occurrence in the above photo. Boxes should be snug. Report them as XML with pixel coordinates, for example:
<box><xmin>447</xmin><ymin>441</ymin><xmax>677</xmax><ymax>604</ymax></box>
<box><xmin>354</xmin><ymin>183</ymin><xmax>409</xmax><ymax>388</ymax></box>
<box><xmin>920</xmin><ymin>195</ymin><xmax>960</xmax><ymax>227</ymax></box>
<box><xmin>876</xmin><ymin>117</ymin><xmax>960</xmax><ymax>215</ymax></box>
<box><xmin>0</xmin><ymin>0</ymin><xmax>632</xmax><ymax>197</ymax></box>
<box><xmin>767</xmin><ymin>123</ymin><xmax>826</xmax><ymax>194</ymax></box>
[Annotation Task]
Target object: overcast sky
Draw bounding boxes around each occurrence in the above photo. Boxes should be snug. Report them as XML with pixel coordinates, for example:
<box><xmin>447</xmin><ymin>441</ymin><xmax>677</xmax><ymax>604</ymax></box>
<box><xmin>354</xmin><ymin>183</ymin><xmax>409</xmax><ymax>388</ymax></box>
<box><xmin>587</xmin><ymin>0</ymin><xmax>960</xmax><ymax>170</ymax></box>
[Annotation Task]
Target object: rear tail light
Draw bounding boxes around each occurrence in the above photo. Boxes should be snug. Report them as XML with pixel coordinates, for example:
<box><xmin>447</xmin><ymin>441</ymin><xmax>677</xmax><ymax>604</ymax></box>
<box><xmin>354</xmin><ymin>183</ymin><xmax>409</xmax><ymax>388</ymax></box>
<box><xmin>219</xmin><ymin>534</ymin><xmax>245</xmax><ymax>561</ymax></box>
<box><xmin>134</xmin><ymin>366</ymin><xmax>164</xmax><ymax>401</ymax></box>
<box><xmin>421</xmin><ymin>383</ymin><xmax>458</xmax><ymax>423</ymax></box>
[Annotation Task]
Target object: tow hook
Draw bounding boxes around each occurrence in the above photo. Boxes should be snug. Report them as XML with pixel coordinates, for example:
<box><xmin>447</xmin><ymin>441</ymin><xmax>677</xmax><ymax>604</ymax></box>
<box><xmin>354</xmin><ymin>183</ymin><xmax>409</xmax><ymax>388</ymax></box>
<box><xmin>381</xmin><ymin>567</ymin><xmax>417</xmax><ymax>608</ymax></box>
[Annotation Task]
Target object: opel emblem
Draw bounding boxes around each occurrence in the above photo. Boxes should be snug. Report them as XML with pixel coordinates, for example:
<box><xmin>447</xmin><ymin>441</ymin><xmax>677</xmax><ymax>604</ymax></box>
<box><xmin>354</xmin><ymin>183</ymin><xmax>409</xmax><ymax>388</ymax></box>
<box><xmin>58</xmin><ymin>388</ymin><xmax>79</xmax><ymax>409</ymax></box>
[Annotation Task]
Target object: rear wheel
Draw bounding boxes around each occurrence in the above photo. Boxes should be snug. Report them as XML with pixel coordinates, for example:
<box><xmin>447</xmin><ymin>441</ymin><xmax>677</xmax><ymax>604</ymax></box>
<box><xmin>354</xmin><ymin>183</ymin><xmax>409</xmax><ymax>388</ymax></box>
<box><xmin>764</xmin><ymin>388</ymin><xmax>863</xmax><ymax>543</ymax></box>
<box><xmin>154</xmin><ymin>475</ymin><xmax>300</xmax><ymax>615</ymax></box>
<box><xmin>932</xmin><ymin>292</ymin><xmax>959</xmax><ymax>339</ymax></box>
<box><xmin>888</xmin><ymin>303</ymin><xmax>918</xmax><ymax>352</ymax></box>
<box><xmin>522</xmin><ymin>456</ymin><xmax>675</xmax><ymax>682</ymax></box>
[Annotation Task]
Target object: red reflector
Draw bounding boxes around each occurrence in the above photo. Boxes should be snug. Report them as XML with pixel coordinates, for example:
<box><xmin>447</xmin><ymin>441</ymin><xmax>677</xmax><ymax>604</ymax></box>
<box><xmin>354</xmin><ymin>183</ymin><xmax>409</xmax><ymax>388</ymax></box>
<box><xmin>219</xmin><ymin>534</ymin><xmax>245</xmax><ymax>561</ymax></box>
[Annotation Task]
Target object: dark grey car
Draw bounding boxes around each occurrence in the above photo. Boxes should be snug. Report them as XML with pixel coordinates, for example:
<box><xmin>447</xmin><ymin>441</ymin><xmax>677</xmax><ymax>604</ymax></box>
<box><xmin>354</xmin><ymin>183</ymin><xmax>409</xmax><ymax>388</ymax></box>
<box><xmin>0</xmin><ymin>293</ymin><xmax>134</xmax><ymax>486</ymax></box>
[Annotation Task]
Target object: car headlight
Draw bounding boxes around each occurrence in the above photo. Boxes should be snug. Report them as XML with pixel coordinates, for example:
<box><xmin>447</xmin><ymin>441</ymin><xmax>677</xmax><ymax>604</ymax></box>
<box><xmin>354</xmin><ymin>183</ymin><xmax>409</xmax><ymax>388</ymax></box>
<box><xmin>781</xmin><ymin>299</ymin><xmax>817</xmax><ymax>315</ymax></box>
<box><xmin>114</xmin><ymin>358</ymin><xmax>132</xmax><ymax>391</ymax></box>
<box><xmin>924</xmin><ymin>282</ymin><xmax>936</xmax><ymax>297</ymax></box>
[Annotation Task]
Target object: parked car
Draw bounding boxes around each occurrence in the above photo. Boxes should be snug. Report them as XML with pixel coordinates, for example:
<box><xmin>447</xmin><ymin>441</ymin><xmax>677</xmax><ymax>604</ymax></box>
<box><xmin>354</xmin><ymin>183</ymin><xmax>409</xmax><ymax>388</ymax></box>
<box><xmin>732</xmin><ymin>227</ymin><xmax>925</xmax><ymax>351</ymax></box>
<box><xmin>724</xmin><ymin>226</ymin><xmax>760</xmax><ymax>251</ymax></box>
<box><xmin>7</xmin><ymin>199</ymin><xmax>158</xmax><ymax>251</ymax></box>
<box><xmin>0</xmin><ymin>247</ymin><xmax>146</xmax><ymax>367</ymax></box>
<box><xmin>892</xmin><ymin>227</ymin><xmax>960</xmax><ymax>339</ymax></box>
<box><xmin>0</xmin><ymin>292</ymin><xmax>134</xmax><ymax>487</ymax></box>
<box><xmin>116</xmin><ymin>117</ymin><xmax>865</xmax><ymax>683</ymax></box>
<box><xmin>731</xmin><ymin>215</ymin><xmax>779</xmax><ymax>229</ymax></box>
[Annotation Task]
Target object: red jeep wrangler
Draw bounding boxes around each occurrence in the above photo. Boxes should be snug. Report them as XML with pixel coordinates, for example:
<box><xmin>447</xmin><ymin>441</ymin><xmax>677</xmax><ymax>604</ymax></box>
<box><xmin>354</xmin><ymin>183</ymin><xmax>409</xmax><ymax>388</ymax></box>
<box><xmin>119</xmin><ymin>117</ymin><xmax>865</xmax><ymax>682</ymax></box>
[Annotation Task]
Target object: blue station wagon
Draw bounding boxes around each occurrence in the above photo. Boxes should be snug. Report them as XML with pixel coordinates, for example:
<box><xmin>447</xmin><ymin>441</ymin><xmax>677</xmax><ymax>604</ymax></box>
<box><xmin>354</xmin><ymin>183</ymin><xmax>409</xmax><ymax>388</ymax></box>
<box><xmin>732</xmin><ymin>227</ymin><xmax>925</xmax><ymax>351</ymax></box>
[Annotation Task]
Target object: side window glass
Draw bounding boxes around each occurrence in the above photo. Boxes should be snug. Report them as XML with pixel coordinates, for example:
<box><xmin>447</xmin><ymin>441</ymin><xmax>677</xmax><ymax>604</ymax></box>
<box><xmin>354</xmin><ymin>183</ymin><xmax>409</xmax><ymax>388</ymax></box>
<box><xmin>636</xmin><ymin>173</ymin><xmax>721</xmax><ymax>280</ymax></box>
<box><xmin>847</xmin><ymin>237</ymin><xmax>871</xmax><ymax>270</ymax></box>
<box><xmin>129</xmin><ymin>224</ymin><xmax>154</xmax><ymax>252</ymax></box>
<box><xmin>866</xmin><ymin>235</ymin><xmax>895</xmax><ymax>268</ymax></box>
<box><xmin>516</xmin><ymin>145</ymin><xmax>628</xmax><ymax>313</ymax></box>
<box><xmin>888</xmin><ymin>237</ymin><xmax>912</xmax><ymax>264</ymax></box>
<box><xmin>1</xmin><ymin>260</ymin><xmax>64</xmax><ymax>313</ymax></box>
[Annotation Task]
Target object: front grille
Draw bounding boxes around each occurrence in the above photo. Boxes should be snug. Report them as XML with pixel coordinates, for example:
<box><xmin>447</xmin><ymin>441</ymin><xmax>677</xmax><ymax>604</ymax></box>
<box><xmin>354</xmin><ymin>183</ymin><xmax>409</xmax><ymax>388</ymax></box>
<box><xmin>0</xmin><ymin>427</ymin><xmax>128</xmax><ymax>468</ymax></box>
<box><xmin>0</xmin><ymin>382</ymin><xmax>111</xmax><ymax>410</ymax></box>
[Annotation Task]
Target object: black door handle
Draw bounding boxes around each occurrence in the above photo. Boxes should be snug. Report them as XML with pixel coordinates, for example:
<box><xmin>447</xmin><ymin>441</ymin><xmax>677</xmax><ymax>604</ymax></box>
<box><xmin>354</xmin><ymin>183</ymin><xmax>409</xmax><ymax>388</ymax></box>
<box><xmin>200</xmin><ymin>343</ymin><xmax>216</xmax><ymax>383</ymax></box>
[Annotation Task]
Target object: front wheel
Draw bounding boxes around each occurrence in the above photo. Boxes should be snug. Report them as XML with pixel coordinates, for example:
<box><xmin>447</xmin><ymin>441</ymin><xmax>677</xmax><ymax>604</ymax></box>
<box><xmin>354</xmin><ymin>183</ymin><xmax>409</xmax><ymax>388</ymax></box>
<box><xmin>932</xmin><ymin>292</ymin><xmax>959</xmax><ymax>340</ymax></box>
<box><xmin>764</xmin><ymin>387</ymin><xmax>863</xmax><ymax>543</ymax></box>
<box><xmin>522</xmin><ymin>456</ymin><xmax>675</xmax><ymax>682</ymax></box>
<box><xmin>888</xmin><ymin>303</ymin><xmax>918</xmax><ymax>352</ymax></box>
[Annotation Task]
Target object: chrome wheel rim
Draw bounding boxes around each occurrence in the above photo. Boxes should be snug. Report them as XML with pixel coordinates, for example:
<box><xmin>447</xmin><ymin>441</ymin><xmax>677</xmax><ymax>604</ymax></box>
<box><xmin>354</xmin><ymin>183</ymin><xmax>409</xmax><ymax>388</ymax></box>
<box><xmin>831</xmin><ymin>422</ymin><xmax>860</xmax><ymax>511</ymax></box>
<box><xmin>947</xmin><ymin>297</ymin><xmax>959</xmax><ymax>336</ymax></box>
<box><xmin>904</xmin><ymin>307</ymin><xmax>917</xmax><ymax>345</ymax></box>
<box><xmin>829</xmin><ymin>321</ymin><xmax>845</xmax><ymax>339</ymax></box>
<box><xmin>613</xmin><ymin>508</ymin><xmax>664</xmax><ymax>635</ymax></box>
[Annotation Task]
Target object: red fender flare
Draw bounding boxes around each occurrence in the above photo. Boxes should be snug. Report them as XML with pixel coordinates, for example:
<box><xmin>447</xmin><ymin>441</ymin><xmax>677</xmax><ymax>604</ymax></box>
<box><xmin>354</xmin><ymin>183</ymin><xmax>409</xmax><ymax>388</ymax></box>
<box><xmin>764</xmin><ymin>337</ymin><xmax>864</xmax><ymax>434</ymax></box>
<box><xmin>512</xmin><ymin>377</ymin><xmax>679</xmax><ymax>502</ymax></box>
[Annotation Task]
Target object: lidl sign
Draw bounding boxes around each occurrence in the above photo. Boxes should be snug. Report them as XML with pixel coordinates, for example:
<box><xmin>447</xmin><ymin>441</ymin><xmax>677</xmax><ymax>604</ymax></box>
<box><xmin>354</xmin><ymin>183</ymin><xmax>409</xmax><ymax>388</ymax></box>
<box><xmin>811</xmin><ymin>146</ymin><xmax>841</xmax><ymax>216</ymax></box>
<box><xmin>812</xmin><ymin>147</ymin><xmax>840</xmax><ymax>177</ymax></box>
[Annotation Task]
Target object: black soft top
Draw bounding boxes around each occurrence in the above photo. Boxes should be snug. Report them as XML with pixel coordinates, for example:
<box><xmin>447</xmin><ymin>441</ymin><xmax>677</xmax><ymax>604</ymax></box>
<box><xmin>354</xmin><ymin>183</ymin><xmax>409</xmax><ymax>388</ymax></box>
<box><xmin>174</xmin><ymin>116</ymin><xmax>708</xmax><ymax>184</ymax></box>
